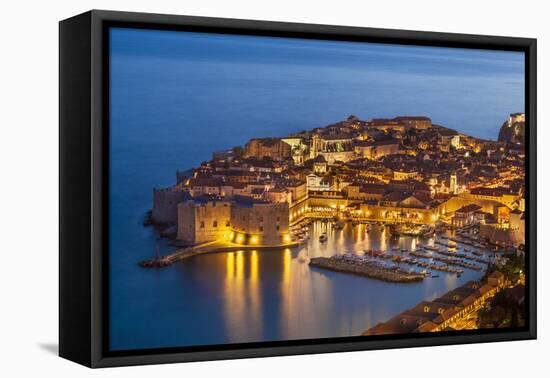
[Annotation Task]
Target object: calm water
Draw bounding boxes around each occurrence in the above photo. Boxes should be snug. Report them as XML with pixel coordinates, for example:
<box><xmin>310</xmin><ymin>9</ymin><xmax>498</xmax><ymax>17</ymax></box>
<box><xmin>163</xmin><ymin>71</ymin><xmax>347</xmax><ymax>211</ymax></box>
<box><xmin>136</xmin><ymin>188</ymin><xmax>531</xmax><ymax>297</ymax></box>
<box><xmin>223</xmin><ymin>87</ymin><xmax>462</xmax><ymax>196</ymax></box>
<box><xmin>110</xmin><ymin>219</ymin><xmax>486</xmax><ymax>350</ymax></box>
<box><xmin>109</xmin><ymin>28</ymin><xmax>523</xmax><ymax>350</ymax></box>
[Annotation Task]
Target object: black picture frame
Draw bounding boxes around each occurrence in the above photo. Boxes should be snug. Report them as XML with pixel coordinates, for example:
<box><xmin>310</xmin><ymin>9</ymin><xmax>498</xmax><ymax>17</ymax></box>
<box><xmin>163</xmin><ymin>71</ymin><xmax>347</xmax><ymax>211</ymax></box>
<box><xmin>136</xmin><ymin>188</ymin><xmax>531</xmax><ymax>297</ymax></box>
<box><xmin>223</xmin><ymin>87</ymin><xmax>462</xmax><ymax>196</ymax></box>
<box><xmin>59</xmin><ymin>9</ymin><xmax>537</xmax><ymax>368</ymax></box>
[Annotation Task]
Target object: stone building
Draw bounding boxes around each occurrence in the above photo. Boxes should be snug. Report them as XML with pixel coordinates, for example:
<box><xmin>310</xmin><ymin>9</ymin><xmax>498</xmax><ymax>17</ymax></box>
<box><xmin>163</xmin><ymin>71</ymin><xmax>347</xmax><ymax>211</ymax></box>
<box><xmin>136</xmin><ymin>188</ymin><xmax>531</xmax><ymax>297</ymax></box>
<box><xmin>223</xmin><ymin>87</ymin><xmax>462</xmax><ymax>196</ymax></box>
<box><xmin>306</xmin><ymin>173</ymin><xmax>331</xmax><ymax>192</ymax></box>
<box><xmin>177</xmin><ymin>198</ymin><xmax>290</xmax><ymax>246</ymax></box>
<box><xmin>438</xmin><ymin>128</ymin><xmax>460</xmax><ymax>150</ymax></box>
<box><xmin>463</xmin><ymin>187</ymin><xmax>521</xmax><ymax>208</ymax></box>
<box><xmin>312</xmin><ymin>154</ymin><xmax>328</xmax><ymax>173</ymax></box>
<box><xmin>244</xmin><ymin>138</ymin><xmax>292</xmax><ymax>161</ymax></box>
<box><xmin>264</xmin><ymin>187</ymin><xmax>290</xmax><ymax>203</ymax></box>
<box><xmin>366</xmin><ymin>118</ymin><xmax>406</xmax><ymax>132</ymax></box>
<box><xmin>177</xmin><ymin>199</ymin><xmax>232</xmax><ymax>244</ymax></box>
<box><xmin>309</xmin><ymin>133</ymin><xmax>356</xmax><ymax>163</ymax></box>
<box><xmin>231</xmin><ymin>201</ymin><xmax>290</xmax><ymax>246</ymax></box>
<box><xmin>452</xmin><ymin>204</ymin><xmax>482</xmax><ymax>228</ymax></box>
<box><xmin>283</xmin><ymin>180</ymin><xmax>307</xmax><ymax>203</ymax></box>
<box><xmin>364</xmin><ymin>116</ymin><xmax>432</xmax><ymax>132</ymax></box>
<box><xmin>354</xmin><ymin>139</ymin><xmax>400</xmax><ymax>160</ymax></box>
<box><xmin>152</xmin><ymin>187</ymin><xmax>190</xmax><ymax>224</ymax></box>
<box><xmin>479</xmin><ymin>211</ymin><xmax>525</xmax><ymax>248</ymax></box>
<box><xmin>393</xmin><ymin>116</ymin><xmax>432</xmax><ymax>130</ymax></box>
<box><xmin>281</xmin><ymin>137</ymin><xmax>308</xmax><ymax>165</ymax></box>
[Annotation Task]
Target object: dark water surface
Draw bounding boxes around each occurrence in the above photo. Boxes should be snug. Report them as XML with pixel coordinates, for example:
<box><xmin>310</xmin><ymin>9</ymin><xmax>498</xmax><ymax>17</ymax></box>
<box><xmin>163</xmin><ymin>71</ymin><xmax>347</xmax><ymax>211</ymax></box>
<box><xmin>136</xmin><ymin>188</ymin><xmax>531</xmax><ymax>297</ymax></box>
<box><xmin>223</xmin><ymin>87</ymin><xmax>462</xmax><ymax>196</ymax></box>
<box><xmin>109</xmin><ymin>28</ymin><xmax>523</xmax><ymax>350</ymax></box>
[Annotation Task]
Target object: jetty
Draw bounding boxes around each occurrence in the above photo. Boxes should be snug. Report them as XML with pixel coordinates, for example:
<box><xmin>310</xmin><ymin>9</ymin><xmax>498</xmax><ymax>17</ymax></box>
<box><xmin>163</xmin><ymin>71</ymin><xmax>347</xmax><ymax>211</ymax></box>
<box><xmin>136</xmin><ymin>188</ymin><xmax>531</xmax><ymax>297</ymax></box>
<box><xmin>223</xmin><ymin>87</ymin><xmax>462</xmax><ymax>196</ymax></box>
<box><xmin>309</xmin><ymin>255</ymin><xmax>424</xmax><ymax>283</ymax></box>
<box><xmin>139</xmin><ymin>240</ymin><xmax>301</xmax><ymax>268</ymax></box>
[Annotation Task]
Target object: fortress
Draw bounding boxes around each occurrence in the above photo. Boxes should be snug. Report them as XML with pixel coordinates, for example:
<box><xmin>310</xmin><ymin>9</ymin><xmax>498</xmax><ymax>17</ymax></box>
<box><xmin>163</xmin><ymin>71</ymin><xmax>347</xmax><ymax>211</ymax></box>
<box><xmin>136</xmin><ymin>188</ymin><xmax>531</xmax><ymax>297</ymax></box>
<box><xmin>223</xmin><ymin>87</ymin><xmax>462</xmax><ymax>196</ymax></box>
<box><xmin>176</xmin><ymin>197</ymin><xmax>290</xmax><ymax>246</ymax></box>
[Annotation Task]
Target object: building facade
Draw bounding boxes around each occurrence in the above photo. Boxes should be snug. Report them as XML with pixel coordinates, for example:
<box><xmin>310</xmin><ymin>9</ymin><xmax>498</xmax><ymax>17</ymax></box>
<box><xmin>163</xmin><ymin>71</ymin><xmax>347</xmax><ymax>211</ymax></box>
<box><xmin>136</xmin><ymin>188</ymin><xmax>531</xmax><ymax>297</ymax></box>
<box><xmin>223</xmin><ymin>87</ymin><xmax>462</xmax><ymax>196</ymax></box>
<box><xmin>177</xmin><ymin>199</ymin><xmax>290</xmax><ymax>246</ymax></box>
<box><xmin>244</xmin><ymin>138</ymin><xmax>292</xmax><ymax>161</ymax></box>
<box><xmin>177</xmin><ymin>199</ymin><xmax>232</xmax><ymax>244</ymax></box>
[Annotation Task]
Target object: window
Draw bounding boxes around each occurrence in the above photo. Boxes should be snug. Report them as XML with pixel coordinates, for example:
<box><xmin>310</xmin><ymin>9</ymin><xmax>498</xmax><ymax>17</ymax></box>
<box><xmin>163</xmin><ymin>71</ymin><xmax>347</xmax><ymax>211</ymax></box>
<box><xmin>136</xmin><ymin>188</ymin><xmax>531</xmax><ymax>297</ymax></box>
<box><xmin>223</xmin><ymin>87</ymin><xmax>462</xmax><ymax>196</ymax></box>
<box><xmin>438</xmin><ymin>308</ymin><xmax>444</xmax><ymax>314</ymax></box>
<box><xmin>213</xmin><ymin>220</ymin><xmax>218</xmax><ymax>228</ymax></box>
<box><xmin>276</xmin><ymin>225</ymin><xmax>280</xmax><ymax>231</ymax></box>
<box><xmin>200</xmin><ymin>221</ymin><xmax>205</xmax><ymax>228</ymax></box>
<box><xmin>259</xmin><ymin>216</ymin><xmax>264</xmax><ymax>222</ymax></box>
<box><xmin>226</xmin><ymin>221</ymin><xmax>230</xmax><ymax>227</ymax></box>
<box><xmin>259</xmin><ymin>226</ymin><xmax>263</xmax><ymax>232</ymax></box>
<box><xmin>276</xmin><ymin>216</ymin><xmax>280</xmax><ymax>221</ymax></box>
<box><xmin>423</xmin><ymin>306</ymin><xmax>430</xmax><ymax>313</ymax></box>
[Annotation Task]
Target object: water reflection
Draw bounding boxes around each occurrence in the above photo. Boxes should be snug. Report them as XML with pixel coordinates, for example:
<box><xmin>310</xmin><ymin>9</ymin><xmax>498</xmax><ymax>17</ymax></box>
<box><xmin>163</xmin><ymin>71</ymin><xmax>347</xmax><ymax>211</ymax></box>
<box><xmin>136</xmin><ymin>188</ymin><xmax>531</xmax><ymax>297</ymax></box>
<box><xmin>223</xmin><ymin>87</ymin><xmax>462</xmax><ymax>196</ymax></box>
<box><xmin>221</xmin><ymin>221</ymin><xmax>486</xmax><ymax>343</ymax></box>
<box><xmin>132</xmin><ymin>221</ymin><xmax>487</xmax><ymax>347</ymax></box>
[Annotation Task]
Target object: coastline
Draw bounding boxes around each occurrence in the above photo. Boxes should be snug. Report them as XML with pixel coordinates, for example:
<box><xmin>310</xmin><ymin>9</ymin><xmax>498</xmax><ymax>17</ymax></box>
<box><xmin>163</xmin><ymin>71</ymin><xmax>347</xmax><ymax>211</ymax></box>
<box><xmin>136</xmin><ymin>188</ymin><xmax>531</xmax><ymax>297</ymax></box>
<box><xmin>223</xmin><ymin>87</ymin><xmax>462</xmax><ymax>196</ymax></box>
<box><xmin>362</xmin><ymin>271</ymin><xmax>508</xmax><ymax>335</ymax></box>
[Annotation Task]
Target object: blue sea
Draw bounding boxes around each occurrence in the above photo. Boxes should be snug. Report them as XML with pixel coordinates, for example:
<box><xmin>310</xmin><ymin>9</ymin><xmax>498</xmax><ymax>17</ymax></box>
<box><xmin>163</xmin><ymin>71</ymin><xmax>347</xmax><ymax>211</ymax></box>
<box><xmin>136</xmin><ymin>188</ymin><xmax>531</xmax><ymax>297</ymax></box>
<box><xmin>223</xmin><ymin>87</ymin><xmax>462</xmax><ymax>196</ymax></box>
<box><xmin>109</xmin><ymin>27</ymin><xmax>524</xmax><ymax>351</ymax></box>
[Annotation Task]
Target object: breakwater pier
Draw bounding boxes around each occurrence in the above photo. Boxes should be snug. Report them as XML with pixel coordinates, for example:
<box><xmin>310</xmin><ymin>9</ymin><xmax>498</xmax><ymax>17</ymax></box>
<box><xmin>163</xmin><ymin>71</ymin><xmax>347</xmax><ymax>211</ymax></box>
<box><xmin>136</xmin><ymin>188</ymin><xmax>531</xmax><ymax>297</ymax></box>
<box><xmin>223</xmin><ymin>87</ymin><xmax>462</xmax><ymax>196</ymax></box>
<box><xmin>139</xmin><ymin>240</ymin><xmax>301</xmax><ymax>268</ymax></box>
<box><xmin>309</xmin><ymin>254</ymin><xmax>425</xmax><ymax>283</ymax></box>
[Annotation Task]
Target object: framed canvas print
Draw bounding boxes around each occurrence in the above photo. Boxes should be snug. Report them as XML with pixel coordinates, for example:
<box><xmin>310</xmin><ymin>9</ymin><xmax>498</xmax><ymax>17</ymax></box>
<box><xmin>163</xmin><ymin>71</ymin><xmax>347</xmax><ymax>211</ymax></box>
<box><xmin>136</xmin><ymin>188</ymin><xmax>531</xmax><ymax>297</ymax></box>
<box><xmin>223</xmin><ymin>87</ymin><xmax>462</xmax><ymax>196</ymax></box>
<box><xmin>59</xmin><ymin>10</ymin><xmax>537</xmax><ymax>368</ymax></box>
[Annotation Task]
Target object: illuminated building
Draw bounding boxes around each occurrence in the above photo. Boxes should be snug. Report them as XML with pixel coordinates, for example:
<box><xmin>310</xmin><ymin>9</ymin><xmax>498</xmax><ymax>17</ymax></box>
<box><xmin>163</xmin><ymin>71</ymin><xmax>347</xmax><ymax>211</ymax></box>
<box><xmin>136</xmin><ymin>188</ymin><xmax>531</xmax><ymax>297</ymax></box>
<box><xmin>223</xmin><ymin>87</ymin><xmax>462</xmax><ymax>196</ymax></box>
<box><xmin>177</xmin><ymin>197</ymin><xmax>290</xmax><ymax>246</ymax></box>
<box><xmin>244</xmin><ymin>138</ymin><xmax>292</xmax><ymax>161</ymax></box>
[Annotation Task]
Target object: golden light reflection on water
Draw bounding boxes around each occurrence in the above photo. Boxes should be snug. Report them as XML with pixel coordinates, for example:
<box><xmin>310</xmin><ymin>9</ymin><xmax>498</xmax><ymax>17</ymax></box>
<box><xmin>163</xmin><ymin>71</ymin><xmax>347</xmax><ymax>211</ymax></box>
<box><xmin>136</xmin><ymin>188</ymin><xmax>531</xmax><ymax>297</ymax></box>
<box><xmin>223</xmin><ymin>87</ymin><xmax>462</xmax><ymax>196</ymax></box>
<box><xmin>283</xmin><ymin>248</ymin><xmax>291</xmax><ymax>284</ymax></box>
<box><xmin>224</xmin><ymin>250</ymin><xmax>262</xmax><ymax>342</ymax></box>
<box><xmin>217</xmin><ymin>221</ymin><xmax>484</xmax><ymax>343</ymax></box>
<box><xmin>250</xmin><ymin>250</ymin><xmax>258</xmax><ymax>281</ymax></box>
<box><xmin>379</xmin><ymin>227</ymin><xmax>387</xmax><ymax>251</ymax></box>
<box><xmin>236</xmin><ymin>250</ymin><xmax>244</xmax><ymax>277</ymax></box>
<box><xmin>249</xmin><ymin>250</ymin><xmax>261</xmax><ymax>340</ymax></box>
<box><xmin>278</xmin><ymin>247</ymin><xmax>334</xmax><ymax>340</ymax></box>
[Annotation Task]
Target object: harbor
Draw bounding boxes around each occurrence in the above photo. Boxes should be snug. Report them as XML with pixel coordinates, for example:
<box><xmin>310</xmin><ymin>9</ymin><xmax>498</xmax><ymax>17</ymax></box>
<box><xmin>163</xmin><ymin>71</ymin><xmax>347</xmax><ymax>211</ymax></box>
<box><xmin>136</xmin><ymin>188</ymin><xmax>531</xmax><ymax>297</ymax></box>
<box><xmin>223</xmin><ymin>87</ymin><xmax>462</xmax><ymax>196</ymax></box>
<box><xmin>290</xmin><ymin>216</ymin><xmax>504</xmax><ymax>282</ymax></box>
<box><xmin>114</xmin><ymin>217</ymin><xmax>497</xmax><ymax>349</ymax></box>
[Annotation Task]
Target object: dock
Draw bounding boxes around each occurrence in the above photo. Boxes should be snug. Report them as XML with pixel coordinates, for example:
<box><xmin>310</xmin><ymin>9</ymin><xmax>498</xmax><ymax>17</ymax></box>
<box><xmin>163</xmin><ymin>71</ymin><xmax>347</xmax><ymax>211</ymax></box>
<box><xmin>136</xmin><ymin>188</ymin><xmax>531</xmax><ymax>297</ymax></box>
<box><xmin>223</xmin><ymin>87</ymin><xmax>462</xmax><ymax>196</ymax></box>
<box><xmin>309</xmin><ymin>256</ymin><xmax>425</xmax><ymax>283</ymax></box>
<box><xmin>138</xmin><ymin>240</ymin><xmax>301</xmax><ymax>268</ymax></box>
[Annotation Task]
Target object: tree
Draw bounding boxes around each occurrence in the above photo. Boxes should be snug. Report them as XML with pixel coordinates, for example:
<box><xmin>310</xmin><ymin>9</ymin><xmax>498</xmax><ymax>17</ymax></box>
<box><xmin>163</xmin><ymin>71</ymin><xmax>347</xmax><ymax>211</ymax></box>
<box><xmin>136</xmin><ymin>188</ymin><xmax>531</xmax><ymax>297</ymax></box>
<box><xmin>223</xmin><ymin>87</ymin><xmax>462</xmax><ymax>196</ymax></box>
<box><xmin>484</xmin><ymin>253</ymin><xmax>525</xmax><ymax>284</ymax></box>
<box><xmin>477</xmin><ymin>290</ymin><xmax>525</xmax><ymax>329</ymax></box>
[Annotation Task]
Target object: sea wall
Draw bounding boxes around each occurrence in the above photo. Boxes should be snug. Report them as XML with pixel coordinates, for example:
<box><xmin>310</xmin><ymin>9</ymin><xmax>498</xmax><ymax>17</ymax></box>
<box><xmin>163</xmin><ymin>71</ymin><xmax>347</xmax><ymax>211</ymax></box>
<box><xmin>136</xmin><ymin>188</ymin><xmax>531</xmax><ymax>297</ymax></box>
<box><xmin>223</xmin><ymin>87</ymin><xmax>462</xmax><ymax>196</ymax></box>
<box><xmin>152</xmin><ymin>188</ymin><xmax>189</xmax><ymax>224</ymax></box>
<box><xmin>309</xmin><ymin>257</ymin><xmax>424</xmax><ymax>283</ymax></box>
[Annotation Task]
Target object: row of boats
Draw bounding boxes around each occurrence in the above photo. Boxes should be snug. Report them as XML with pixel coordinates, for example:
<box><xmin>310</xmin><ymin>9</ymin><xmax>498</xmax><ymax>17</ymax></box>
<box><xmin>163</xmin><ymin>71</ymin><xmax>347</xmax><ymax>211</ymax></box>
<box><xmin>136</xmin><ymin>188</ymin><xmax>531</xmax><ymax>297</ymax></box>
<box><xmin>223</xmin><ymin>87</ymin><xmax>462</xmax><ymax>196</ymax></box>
<box><xmin>290</xmin><ymin>220</ymin><xmax>314</xmax><ymax>243</ymax></box>
<box><xmin>329</xmin><ymin>253</ymin><xmax>430</xmax><ymax>277</ymax></box>
<box><xmin>418</xmin><ymin>242</ymin><xmax>491</xmax><ymax>263</ymax></box>
<box><xmin>292</xmin><ymin>220</ymin><xmax>494</xmax><ymax>277</ymax></box>
<box><xmin>440</xmin><ymin>234</ymin><xmax>488</xmax><ymax>250</ymax></box>
<box><xmin>363</xmin><ymin>249</ymin><xmax>463</xmax><ymax>275</ymax></box>
<box><xmin>383</xmin><ymin>250</ymin><xmax>465</xmax><ymax>274</ymax></box>
<box><xmin>361</xmin><ymin>236</ymin><xmax>494</xmax><ymax>274</ymax></box>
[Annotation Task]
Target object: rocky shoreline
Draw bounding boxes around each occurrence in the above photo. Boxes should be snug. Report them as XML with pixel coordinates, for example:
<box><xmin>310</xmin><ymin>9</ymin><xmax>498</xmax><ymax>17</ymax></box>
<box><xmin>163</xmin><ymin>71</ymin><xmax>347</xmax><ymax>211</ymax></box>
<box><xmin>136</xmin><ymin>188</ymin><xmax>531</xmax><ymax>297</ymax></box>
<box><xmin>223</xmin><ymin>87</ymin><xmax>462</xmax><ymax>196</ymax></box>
<box><xmin>309</xmin><ymin>256</ymin><xmax>424</xmax><ymax>283</ymax></box>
